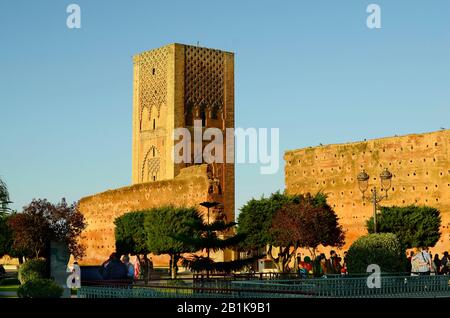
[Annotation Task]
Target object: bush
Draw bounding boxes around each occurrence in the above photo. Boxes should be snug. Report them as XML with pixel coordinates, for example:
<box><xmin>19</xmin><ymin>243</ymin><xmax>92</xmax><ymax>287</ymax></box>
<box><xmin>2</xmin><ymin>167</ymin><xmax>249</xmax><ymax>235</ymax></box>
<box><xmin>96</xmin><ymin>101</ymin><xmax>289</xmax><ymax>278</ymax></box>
<box><xmin>17</xmin><ymin>278</ymin><xmax>63</xmax><ymax>298</ymax></box>
<box><xmin>165</xmin><ymin>279</ymin><xmax>188</xmax><ymax>287</ymax></box>
<box><xmin>346</xmin><ymin>233</ymin><xmax>406</xmax><ymax>273</ymax></box>
<box><xmin>18</xmin><ymin>259</ymin><xmax>47</xmax><ymax>284</ymax></box>
<box><xmin>367</xmin><ymin>205</ymin><xmax>441</xmax><ymax>248</ymax></box>
<box><xmin>0</xmin><ymin>277</ymin><xmax>20</xmax><ymax>286</ymax></box>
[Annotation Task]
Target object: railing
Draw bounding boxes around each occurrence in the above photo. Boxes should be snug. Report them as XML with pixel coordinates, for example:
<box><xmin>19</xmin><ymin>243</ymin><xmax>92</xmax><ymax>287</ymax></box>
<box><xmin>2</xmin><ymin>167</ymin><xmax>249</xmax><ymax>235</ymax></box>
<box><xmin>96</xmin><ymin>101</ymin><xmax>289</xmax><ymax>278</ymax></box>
<box><xmin>77</xmin><ymin>275</ymin><xmax>450</xmax><ymax>298</ymax></box>
<box><xmin>230</xmin><ymin>275</ymin><xmax>450</xmax><ymax>298</ymax></box>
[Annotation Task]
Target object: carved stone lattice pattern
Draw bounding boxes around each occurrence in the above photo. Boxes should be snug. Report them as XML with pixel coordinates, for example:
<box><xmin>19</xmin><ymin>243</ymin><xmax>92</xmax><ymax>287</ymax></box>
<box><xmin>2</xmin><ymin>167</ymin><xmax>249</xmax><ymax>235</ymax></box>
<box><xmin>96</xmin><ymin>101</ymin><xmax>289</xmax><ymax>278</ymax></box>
<box><xmin>146</xmin><ymin>158</ymin><xmax>160</xmax><ymax>181</ymax></box>
<box><xmin>185</xmin><ymin>46</ymin><xmax>224</xmax><ymax>115</ymax></box>
<box><xmin>141</xmin><ymin>146</ymin><xmax>161</xmax><ymax>182</ymax></box>
<box><xmin>139</xmin><ymin>47</ymin><xmax>168</xmax><ymax>125</ymax></box>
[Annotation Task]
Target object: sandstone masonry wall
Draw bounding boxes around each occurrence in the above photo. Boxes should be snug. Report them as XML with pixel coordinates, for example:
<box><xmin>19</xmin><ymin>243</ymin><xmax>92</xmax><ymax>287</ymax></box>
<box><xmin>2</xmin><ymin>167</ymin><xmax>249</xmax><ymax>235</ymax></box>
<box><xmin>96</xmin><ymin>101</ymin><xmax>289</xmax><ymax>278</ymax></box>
<box><xmin>285</xmin><ymin>129</ymin><xmax>450</xmax><ymax>254</ymax></box>
<box><xmin>78</xmin><ymin>165</ymin><xmax>211</xmax><ymax>265</ymax></box>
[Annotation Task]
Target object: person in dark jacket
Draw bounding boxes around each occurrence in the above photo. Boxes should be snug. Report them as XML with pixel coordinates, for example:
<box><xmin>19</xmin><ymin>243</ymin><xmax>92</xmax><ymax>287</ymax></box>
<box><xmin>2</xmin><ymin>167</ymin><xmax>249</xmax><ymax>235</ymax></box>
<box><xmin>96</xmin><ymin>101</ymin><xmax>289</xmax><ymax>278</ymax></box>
<box><xmin>326</xmin><ymin>250</ymin><xmax>338</xmax><ymax>274</ymax></box>
<box><xmin>441</xmin><ymin>252</ymin><xmax>449</xmax><ymax>275</ymax></box>
<box><xmin>104</xmin><ymin>253</ymin><xmax>128</xmax><ymax>280</ymax></box>
<box><xmin>0</xmin><ymin>264</ymin><xmax>6</xmax><ymax>276</ymax></box>
<box><xmin>433</xmin><ymin>254</ymin><xmax>441</xmax><ymax>274</ymax></box>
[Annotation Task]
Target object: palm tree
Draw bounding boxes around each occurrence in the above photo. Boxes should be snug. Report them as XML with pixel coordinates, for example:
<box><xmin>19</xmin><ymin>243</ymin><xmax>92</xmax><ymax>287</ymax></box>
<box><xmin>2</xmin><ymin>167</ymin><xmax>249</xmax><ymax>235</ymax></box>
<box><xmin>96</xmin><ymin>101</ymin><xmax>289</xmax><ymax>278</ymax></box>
<box><xmin>0</xmin><ymin>178</ymin><xmax>12</xmax><ymax>214</ymax></box>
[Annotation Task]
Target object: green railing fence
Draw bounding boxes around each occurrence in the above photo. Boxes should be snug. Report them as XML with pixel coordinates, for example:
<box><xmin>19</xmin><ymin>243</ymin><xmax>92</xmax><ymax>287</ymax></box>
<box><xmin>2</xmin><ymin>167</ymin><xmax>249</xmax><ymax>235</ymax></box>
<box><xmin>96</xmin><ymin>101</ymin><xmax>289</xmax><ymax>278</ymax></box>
<box><xmin>77</xmin><ymin>275</ymin><xmax>450</xmax><ymax>298</ymax></box>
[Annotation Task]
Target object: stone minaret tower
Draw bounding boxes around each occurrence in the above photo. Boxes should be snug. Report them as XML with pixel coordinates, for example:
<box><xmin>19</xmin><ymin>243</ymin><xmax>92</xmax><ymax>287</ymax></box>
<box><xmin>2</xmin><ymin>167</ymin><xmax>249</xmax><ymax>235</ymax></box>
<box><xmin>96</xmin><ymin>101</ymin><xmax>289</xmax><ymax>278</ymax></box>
<box><xmin>131</xmin><ymin>43</ymin><xmax>235</xmax><ymax>221</ymax></box>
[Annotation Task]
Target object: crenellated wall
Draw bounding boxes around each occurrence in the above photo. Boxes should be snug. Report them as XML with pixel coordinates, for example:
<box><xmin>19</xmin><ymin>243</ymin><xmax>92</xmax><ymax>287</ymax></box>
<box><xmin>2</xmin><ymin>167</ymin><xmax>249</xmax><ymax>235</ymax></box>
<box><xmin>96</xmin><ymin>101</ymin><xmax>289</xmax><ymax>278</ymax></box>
<box><xmin>285</xmin><ymin>129</ymin><xmax>450</xmax><ymax>254</ymax></box>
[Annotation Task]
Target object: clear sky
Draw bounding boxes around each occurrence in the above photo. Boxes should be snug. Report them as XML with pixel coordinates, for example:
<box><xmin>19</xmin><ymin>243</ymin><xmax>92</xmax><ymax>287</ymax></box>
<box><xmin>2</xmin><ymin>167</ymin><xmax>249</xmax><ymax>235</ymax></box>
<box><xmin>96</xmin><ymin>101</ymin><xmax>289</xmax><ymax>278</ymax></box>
<box><xmin>0</xmin><ymin>0</ymin><xmax>449</xmax><ymax>216</ymax></box>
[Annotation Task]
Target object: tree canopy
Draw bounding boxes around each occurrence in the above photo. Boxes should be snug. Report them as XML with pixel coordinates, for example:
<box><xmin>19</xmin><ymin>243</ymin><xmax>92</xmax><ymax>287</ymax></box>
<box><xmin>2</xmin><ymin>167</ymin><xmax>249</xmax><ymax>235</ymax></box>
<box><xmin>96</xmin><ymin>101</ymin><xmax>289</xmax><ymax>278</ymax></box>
<box><xmin>238</xmin><ymin>191</ymin><xmax>344</xmax><ymax>272</ymax></box>
<box><xmin>143</xmin><ymin>206</ymin><xmax>203</xmax><ymax>278</ymax></box>
<box><xmin>366</xmin><ymin>205</ymin><xmax>441</xmax><ymax>248</ymax></box>
<box><xmin>271</xmin><ymin>192</ymin><xmax>345</xmax><ymax>255</ymax></box>
<box><xmin>0</xmin><ymin>214</ymin><xmax>14</xmax><ymax>258</ymax></box>
<box><xmin>178</xmin><ymin>217</ymin><xmax>251</xmax><ymax>275</ymax></box>
<box><xmin>8</xmin><ymin>198</ymin><xmax>86</xmax><ymax>259</ymax></box>
<box><xmin>237</xmin><ymin>191</ymin><xmax>300</xmax><ymax>249</ymax></box>
<box><xmin>0</xmin><ymin>178</ymin><xmax>11</xmax><ymax>214</ymax></box>
<box><xmin>115</xmin><ymin>211</ymin><xmax>149</xmax><ymax>256</ymax></box>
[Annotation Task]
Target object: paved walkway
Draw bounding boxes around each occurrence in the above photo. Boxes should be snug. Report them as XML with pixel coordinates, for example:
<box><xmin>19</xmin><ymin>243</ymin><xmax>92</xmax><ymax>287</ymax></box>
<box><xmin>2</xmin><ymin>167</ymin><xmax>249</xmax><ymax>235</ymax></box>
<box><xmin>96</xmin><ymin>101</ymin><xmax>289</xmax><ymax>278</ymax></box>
<box><xmin>0</xmin><ymin>291</ymin><xmax>17</xmax><ymax>298</ymax></box>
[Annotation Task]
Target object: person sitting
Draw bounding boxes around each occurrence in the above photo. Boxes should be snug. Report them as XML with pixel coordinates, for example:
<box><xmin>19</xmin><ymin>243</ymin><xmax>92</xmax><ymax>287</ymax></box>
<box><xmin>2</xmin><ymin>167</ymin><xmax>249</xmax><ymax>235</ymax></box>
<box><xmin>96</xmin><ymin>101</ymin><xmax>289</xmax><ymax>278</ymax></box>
<box><xmin>121</xmin><ymin>255</ymin><xmax>135</xmax><ymax>281</ymax></box>
<box><xmin>299</xmin><ymin>256</ymin><xmax>313</xmax><ymax>278</ymax></box>
<box><xmin>103</xmin><ymin>253</ymin><xmax>128</xmax><ymax>280</ymax></box>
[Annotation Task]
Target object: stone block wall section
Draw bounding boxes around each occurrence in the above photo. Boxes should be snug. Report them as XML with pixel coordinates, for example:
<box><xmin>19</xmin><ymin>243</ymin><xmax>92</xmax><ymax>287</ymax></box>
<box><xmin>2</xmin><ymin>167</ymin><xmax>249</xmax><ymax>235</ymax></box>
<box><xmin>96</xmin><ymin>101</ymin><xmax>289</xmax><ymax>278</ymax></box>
<box><xmin>77</xmin><ymin>165</ymin><xmax>211</xmax><ymax>265</ymax></box>
<box><xmin>285</xmin><ymin>129</ymin><xmax>450</xmax><ymax>254</ymax></box>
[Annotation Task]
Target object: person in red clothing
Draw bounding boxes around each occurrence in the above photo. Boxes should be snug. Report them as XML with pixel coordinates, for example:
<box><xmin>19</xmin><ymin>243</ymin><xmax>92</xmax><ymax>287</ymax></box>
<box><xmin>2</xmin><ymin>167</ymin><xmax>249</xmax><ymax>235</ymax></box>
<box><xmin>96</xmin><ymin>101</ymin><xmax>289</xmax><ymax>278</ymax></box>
<box><xmin>298</xmin><ymin>256</ymin><xmax>313</xmax><ymax>277</ymax></box>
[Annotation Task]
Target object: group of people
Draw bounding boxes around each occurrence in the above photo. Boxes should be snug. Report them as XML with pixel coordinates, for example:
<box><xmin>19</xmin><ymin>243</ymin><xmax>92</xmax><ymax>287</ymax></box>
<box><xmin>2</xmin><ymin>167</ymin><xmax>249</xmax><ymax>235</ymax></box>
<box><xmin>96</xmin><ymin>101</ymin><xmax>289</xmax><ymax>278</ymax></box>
<box><xmin>408</xmin><ymin>248</ymin><xmax>449</xmax><ymax>276</ymax></box>
<box><xmin>296</xmin><ymin>248</ymin><xmax>450</xmax><ymax>277</ymax></box>
<box><xmin>297</xmin><ymin>250</ymin><xmax>348</xmax><ymax>277</ymax></box>
<box><xmin>100</xmin><ymin>253</ymin><xmax>153</xmax><ymax>281</ymax></box>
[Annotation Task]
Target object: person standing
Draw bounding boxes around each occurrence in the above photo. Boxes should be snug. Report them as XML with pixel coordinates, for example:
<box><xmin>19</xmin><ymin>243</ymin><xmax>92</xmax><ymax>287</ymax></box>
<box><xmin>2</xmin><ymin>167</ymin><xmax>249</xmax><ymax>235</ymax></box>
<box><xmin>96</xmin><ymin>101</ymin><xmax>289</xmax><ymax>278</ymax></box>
<box><xmin>320</xmin><ymin>254</ymin><xmax>328</xmax><ymax>276</ymax></box>
<box><xmin>343</xmin><ymin>251</ymin><xmax>348</xmax><ymax>269</ymax></box>
<box><xmin>440</xmin><ymin>252</ymin><xmax>449</xmax><ymax>275</ymax></box>
<box><xmin>433</xmin><ymin>254</ymin><xmax>441</xmax><ymax>275</ymax></box>
<box><xmin>411</xmin><ymin>247</ymin><xmax>432</xmax><ymax>276</ymax></box>
<box><xmin>133</xmin><ymin>255</ymin><xmax>140</xmax><ymax>280</ymax></box>
<box><xmin>148</xmin><ymin>256</ymin><xmax>154</xmax><ymax>281</ymax></box>
<box><xmin>326</xmin><ymin>250</ymin><xmax>337</xmax><ymax>274</ymax></box>
<box><xmin>406</xmin><ymin>251</ymin><xmax>414</xmax><ymax>273</ymax></box>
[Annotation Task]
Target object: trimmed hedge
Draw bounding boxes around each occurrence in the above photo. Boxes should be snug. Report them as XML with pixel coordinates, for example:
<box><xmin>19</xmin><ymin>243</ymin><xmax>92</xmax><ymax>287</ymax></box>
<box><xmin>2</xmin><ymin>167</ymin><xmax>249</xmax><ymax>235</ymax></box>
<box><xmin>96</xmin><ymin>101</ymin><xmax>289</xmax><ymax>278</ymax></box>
<box><xmin>0</xmin><ymin>277</ymin><xmax>20</xmax><ymax>286</ymax></box>
<box><xmin>17</xmin><ymin>278</ymin><xmax>63</xmax><ymax>298</ymax></box>
<box><xmin>18</xmin><ymin>259</ymin><xmax>47</xmax><ymax>284</ymax></box>
<box><xmin>346</xmin><ymin>233</ymin><xmax>406</xmax><ymax>273</ymax></box>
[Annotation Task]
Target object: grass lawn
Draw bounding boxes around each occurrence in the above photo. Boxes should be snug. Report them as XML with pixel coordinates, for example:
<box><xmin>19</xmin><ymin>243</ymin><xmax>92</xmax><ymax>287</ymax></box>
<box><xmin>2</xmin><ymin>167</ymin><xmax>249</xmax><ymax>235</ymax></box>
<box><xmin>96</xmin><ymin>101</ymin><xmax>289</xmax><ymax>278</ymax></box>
<box><xmin>0</xmin><ymin>285</ymin><xmax>19</xmax><ymax>293</ymax></box>
<box><xmin>0</xmin><ymin>284</ymin><xmax>19</xmax><ymax>298</ymax></box>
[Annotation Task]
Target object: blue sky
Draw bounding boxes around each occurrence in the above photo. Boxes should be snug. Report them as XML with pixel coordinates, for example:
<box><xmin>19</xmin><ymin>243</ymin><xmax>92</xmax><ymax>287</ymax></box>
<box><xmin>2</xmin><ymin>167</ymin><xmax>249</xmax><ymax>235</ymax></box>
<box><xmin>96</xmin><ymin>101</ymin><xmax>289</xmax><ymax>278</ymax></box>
<box><xmin>0</xmin><ymin>0</ymin><xmax>449</xmax><ymax>215</ymax></box>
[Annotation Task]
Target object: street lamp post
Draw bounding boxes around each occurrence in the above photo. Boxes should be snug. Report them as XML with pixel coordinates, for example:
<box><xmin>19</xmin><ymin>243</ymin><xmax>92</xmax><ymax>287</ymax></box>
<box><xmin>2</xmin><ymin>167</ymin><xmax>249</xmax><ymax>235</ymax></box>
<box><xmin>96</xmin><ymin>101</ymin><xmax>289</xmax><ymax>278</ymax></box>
<box><xmin>357</xmin><ymin>168</ymin><xmax>393</xmax><ymax>233</ymax></box>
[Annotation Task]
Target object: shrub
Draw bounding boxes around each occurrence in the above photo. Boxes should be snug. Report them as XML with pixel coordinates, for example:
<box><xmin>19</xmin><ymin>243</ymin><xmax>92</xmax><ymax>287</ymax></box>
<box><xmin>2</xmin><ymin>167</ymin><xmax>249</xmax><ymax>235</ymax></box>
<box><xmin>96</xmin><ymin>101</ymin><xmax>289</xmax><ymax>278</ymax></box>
<box><xmin>346</xmin><ymin>233</ymin><xmax>406</xmax><ymax>273</ymax></box>
<box><xmin>165</xmin><ymin>279</ymin><xmax>188</xmax><ymax>287</ymax></box>
<box><xmin>18</xmin><ymin>259</ymin><xmax>47</xmax><ymax>284</ymax></box>
<box><xmin>0</xmin><ymin>277</ymin><xmax>21</xmax><ymax>286</ymax></box>
<box><xmin>366</xmin><ymin>205</ymin><xmax>441</xmax><ymax>248</ymax></box>
<box><xmin>17</xmin><ymin>278</ymin><xmax>63</xmax><ymax>298</ymax></box>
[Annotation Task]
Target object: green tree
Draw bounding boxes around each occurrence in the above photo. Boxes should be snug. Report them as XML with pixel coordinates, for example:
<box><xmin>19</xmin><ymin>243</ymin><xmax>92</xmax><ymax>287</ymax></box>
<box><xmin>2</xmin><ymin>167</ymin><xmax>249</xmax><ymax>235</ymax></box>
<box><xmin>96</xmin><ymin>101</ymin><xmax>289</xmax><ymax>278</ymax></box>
<box><xmin>238</xmin><ymin>191</ymin><xmax>342</xmax><ymax>273</ymax></box>
<box><xmin>178</xmin><ymin>218</ymin><xmax>251</xmax><ymax>277</ymax></box>
<box><xmin>0</xmin><ymin>214</ymin><xmax>14</xmax><ymax>258</ymax></box>
<box><xmin>366</xmin><ymin>205</ymin><xmax>441</xmax><ymax>248</ymax></box>
<box><xmin>144</xmin><ymin>206</ymin><xmax>202</xmax><ymax>279</ymax></box>
<box><xmin>114</xmin><ymin>211</ymin><xmax>151</xmax><ymax>282</ymax></box>
<box><xmin>115</xmin><ymin>211</ymin><xmax>148</xmax><ymax>256</ymax></box>
<box><xmin>0</xmin><ymin>178</ymin><xmax>12</xmax><ymax>215</ymax></box>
